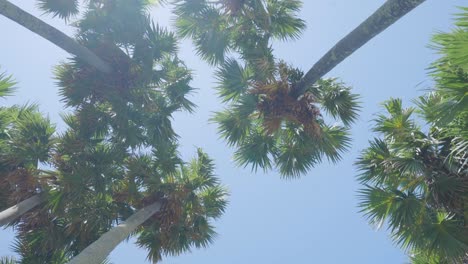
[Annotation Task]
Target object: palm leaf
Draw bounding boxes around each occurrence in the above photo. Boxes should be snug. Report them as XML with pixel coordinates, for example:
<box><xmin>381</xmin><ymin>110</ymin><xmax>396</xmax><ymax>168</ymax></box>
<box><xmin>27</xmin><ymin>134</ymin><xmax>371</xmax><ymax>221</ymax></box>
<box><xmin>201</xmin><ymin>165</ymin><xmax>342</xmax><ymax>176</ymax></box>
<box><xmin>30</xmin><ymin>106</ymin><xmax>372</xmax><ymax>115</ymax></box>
<box><xmin>36</xmin><ymin>0</ymin><xmax>79</xmax><ymax>20</ymax></box>
<box><xmin>0</xmin><ymin>70</ymin><xmax>16</xmax><ymax>98</ymax></box>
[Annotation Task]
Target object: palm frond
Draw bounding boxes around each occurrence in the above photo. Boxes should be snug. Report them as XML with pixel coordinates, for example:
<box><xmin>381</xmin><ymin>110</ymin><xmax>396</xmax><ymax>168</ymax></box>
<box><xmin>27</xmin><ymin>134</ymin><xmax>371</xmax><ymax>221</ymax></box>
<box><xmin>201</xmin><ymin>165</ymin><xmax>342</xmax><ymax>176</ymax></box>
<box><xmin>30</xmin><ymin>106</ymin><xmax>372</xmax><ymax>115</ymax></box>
<box><xmin>36</xmin><ymin>0</ymin><xmax>79</xmax><ymax>20</ymax></box>
<box><xmin>0</xmin><ymin>70</ymin><xmax>16</xmax><ymax>98</ymax></box>
<box><xmin>266</xmin><ymin>0</ymin><xmax>306</xmax><ymax>40</ymax></box>
<box><xmin>216</xmin><ymin>58</ymin><xmax>251</xmax><ymax>102</ymax></box>
<box><xmin>233</xmin><ymin>126</ymin><xmax>275</xmax><ymax>171</ymax></box>
<box><xmin>356</xmin><ymin>138</ymin><xmax>395</xmax><ymax>186</ymax></box>
<box><xmin>274</xmin><ymin>125</ymin><xmax>321</xmax><ymax>178</ymax></box>
<box><xmin>317</xmin><ymin>124</ymin><xmax>352</xmax><ymax>164</ymax></box>
<box><xmin>0</xmin><ymin>257</ymin><xmax>18</xmax><ymax>264</ymax></box>
<box><xmin>316</xmin><ymin>78</ymin><xmax>360</xmax><ymax>126</ymax></box>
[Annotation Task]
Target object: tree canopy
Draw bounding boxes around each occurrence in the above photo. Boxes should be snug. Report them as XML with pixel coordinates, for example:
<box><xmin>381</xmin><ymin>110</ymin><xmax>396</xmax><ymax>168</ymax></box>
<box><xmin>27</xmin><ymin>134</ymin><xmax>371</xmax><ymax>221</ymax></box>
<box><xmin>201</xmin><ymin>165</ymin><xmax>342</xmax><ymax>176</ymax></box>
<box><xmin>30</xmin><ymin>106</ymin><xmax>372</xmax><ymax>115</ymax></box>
<box><xmin>357</xmin><ymin>7</ymin><xmax>468</xmax><ymax>262</ymax></box>
<box><xmin>1</xmin><ymin>0</ymin><xmax>465</xmax><ymax>263</ymax></box>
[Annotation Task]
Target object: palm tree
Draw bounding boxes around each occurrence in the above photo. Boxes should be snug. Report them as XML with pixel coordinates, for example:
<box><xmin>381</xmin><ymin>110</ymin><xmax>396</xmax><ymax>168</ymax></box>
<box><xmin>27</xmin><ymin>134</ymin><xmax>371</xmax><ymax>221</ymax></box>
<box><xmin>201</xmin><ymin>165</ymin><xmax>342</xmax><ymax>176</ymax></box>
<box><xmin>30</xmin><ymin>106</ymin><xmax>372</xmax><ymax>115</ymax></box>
<box><xmin>357</xmin><ymin>98</ymin><xmax>467</xmax><ymax>263</ymax></box>
<box><xmin>0</xmin><ymin>98</ymin><xmax>56</xmax><ymax>227</ymax></box>
<box><xmin>68</xmin><ymin>150</ymin><xmax>228</xmax><ymax>264</ymax></box>
<box><xmin>0</xmin><ymin>0</ymin><xmax>112</xmax><ymax>73</ymax></box>
<box><xmin>174</xmin><ymin>1</ymin><xmax>359</xmax><ymax>177</ymax></box>
<box><xmin>173</xmin><ymin>0</ymin><xmax>426</xmax><ymax>177</ymax></box>
<box><xmin>213</xmin><ymin>61</ymin><xmax>359</xmax><ymax>177</ymax></box>
<box><xmin>68</xmin><ymin>201</ymin><xmax>163</xmax><ymax>264</ymax></box>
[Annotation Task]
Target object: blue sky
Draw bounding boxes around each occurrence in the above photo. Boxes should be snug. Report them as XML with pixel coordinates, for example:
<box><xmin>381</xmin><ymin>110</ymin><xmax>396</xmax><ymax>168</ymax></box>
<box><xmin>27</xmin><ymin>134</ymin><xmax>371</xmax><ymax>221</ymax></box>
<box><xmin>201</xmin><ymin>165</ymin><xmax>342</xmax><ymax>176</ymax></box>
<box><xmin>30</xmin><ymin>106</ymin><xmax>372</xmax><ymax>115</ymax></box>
<box><xmin>0</xmin><ymin>1</ymin><xmax>465</xmax><ymax>263</ymax></box>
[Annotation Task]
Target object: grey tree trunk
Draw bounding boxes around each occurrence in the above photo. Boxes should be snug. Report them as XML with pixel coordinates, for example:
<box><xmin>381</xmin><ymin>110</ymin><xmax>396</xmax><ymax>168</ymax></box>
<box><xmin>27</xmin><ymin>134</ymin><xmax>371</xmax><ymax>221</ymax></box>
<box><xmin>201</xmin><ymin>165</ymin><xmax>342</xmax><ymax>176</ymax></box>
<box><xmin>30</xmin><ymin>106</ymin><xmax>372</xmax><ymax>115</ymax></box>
<box><xmin>0</xmin><ymin>193</ymin><xmax>45</xmax><ymax>227</ymax></box>
<box><xmin>0</xmin><ymin>0</ymin><xmax>112</xmax><ymax>73</ymax></box>
<box><xmin>292</xmin><ymin>0</ymin><xmax>426</xmax><ymax>97</ymax></box>
<box><xmin>67</xmin><ymin>201</ymin><xmax>162</xmax><ymax>264</ymax></box>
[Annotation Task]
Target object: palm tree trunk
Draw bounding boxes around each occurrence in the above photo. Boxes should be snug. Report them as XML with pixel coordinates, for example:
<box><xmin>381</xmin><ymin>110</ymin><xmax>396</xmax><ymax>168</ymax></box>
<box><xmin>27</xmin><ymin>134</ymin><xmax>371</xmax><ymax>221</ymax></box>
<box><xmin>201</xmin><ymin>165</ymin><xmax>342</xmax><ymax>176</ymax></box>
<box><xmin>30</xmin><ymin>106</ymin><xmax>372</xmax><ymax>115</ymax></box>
<box><xmin>0</xmin><ymin>193</ymin><xmax>45</xmax><ymax>227</ymax></box>
<box><xmin>292</xmin><ymin>0</ymin><xmax>426</xmax><ymax>98</ymax></box>
<box><xmin>67</xmin><ymin>201</ymin><xmax>162</xmax><ymax>264</ymax></box>
<box><xmin>0</xmin><ymin>0</ymin><xmax>112</xmax><ymax>73</ymax></box>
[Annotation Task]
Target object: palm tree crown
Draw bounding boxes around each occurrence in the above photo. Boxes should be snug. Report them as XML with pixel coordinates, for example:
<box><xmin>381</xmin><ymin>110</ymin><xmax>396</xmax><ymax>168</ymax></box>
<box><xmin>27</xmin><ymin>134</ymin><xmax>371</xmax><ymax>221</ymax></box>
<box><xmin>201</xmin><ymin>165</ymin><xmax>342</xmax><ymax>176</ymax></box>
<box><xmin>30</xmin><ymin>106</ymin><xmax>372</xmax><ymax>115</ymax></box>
<box><xmin>357</xmin><ymin>98</ymin><xmax>467</xmax><ymax>262</ymax></box>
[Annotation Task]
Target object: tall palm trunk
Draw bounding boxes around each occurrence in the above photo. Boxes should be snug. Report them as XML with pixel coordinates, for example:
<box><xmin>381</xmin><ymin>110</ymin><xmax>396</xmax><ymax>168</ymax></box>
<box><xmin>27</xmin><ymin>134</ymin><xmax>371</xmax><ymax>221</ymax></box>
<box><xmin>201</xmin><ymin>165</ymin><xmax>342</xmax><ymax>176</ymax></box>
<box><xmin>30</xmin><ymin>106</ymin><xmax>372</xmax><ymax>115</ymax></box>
<box><xmin>0</xmin><ymin>0</ymin><xmax>112</xmax><ymax>73</ymax></box>
<box><xmin>67</xmin><ymin>201</ymin><xmax>162</xmax><ymax>264</ymax></box>
<box><xmin>0</xmin><ymin>193</ymin><xmax>45</xmax><ymax>227</ymax></box>
<box><xmin>292</xmin><ymin>0</ymin><xmax>426</xmax><ymax>97</ymax></box>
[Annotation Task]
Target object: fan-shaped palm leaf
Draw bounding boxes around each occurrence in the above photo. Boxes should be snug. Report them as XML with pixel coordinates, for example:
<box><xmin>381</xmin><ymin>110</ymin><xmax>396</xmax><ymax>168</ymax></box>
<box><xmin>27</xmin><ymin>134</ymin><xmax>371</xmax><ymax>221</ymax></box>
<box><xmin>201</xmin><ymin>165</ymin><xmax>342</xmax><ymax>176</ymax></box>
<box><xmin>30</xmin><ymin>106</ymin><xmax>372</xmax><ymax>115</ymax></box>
<box><xmin>0</xmin><ymin>70</ymin><xmax>15</xmax><ymax>98</ymax></box>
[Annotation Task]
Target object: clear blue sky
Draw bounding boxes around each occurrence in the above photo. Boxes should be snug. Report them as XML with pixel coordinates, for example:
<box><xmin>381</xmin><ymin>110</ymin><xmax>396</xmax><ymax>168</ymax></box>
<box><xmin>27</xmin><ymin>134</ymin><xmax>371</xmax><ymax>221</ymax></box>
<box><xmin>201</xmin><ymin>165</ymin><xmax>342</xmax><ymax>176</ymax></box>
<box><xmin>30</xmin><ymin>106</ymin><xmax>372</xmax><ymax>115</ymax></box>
<box><xmin>0</xmin><ymin>1</ymin><xmax>464</xmax><ymax>263</ymax></box>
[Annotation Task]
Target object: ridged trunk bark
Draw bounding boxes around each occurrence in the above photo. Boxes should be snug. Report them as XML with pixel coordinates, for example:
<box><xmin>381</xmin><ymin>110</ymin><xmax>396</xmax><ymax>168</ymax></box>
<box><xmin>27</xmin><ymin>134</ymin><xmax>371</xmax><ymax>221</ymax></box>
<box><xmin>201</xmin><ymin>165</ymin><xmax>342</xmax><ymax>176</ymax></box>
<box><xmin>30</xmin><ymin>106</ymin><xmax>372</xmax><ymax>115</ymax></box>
<box><xmin>0</xmin><ymin>193</ymin><xmax>45</xmax><ymax>227</ymax></box>
<box><xmin>67</xmin><ymin>201</ymin><xmax>162</xmax><ymax>264</ymax></box>
<box><xmin>0</xmin><ymin>0</ymin><xmax>112</xmax><ymax>73</ymax></box>
<box><xmin>292</xmin><ymin>0</ymin><xmax>426</xmax><ymax>98</ymax></box>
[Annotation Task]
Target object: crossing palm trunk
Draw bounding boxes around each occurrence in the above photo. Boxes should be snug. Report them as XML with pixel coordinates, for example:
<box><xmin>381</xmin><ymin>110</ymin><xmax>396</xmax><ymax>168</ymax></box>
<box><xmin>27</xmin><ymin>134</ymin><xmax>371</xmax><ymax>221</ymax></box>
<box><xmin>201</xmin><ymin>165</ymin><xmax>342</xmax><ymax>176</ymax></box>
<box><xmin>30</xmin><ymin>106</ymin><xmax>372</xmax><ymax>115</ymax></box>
<box><xmin>0</xmin><ymin>193</ymin><xmax>45</xmax><ymax>227</ymax></box>
<box><xmin>0</xmin><ymin>0</ymin><xmax>112</xmax><ymax>73</ymax></box>
<box><xmin>292</xmin><ymin>0</ymin><xmax>426</xmax><ymax>98</ymax></box>
<box><xmin>67</xmin><ymin>201</ymin><xmax>162</xmax><ymax>264</ymax></box>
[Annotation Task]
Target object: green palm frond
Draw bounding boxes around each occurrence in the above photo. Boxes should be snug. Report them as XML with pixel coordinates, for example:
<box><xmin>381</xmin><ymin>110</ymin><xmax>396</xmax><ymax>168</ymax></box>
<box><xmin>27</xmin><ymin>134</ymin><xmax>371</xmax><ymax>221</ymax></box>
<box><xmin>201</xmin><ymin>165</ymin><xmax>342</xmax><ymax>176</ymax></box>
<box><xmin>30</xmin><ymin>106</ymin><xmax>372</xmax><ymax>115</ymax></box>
<box><xmin>216</xmin><ymin>58</ymin><xmax>251</xmax><ymax>102</ymax></box>
<box><xmin>147</xmin><ymin>21</ymin><xmax>178</xmax><ymax>59</ymax></box>
<box><xmin>426</xmin><ymin>6</ymin><xmax>468</xmax><ymax>125</ymax></box>
<box><xmin>358</xmin><ymin>185</ymin><xmax>395</xmax><ymax>229</ymax></box>
<box><xmin>359</xmin><ymin>186</ymin><xmax>421</xmax><ymax>229</ymax></box>
<box><xmin>212</xmin><ymin>94</ymin><xmax>257</xmax><ymax>146</ymax></box>
<box><xmin>266</xmin><ymin>0</ymin><xmax>306</xmax><ymax>40</ymax></box>
<box><xmin>36</xmin><ymin>0</ymin><xmax>79</xmax><ymax>20</ymax></box>
<box><xmin>374</xmin><ymin>98</ymin><xmax>417</xmax><ymax>138</ymax></box>
<box><xmin>0</xmin><ymin>70</ymin><xmax>16</xmax><ymax>98</ymax></box>
<box><xmin>233</xmin><ymin>125</ymin><xmax>276</xmax><ymax>172</ymax></box>
<box><xmin>431</xmin><ymin>7</ymin><xmax>468</xmax><ymax>70</ymax></box>
<box><xmin>274</xmin><ymin>125</ymin><xmax>321</xmax><ymax>177</ymax></box>
<box><xmin>159</xmin><ymin>56</ymin><xmax>196</xmax><ymax>113</ymax></box>
<box><xmin>176</xmin><ymin>4</ymin><xmax>230</xmax><ymax>65</ymax></box>
<box><xmin>174</xmin><ymin>0</ymin><xmax>305</xmax><ymax>65</ymax></box>
<box><xmin>199</xmin><ymin>186</ymin><xmax>229</xmax><ymax>219</ymax></box>
<box><xmin>356</xmin><ymin>138</ymin><xmax>395</xmax><ymax>186</ymax></box>
<box><xmin>449</xmin><ymin>135</ymin><xmax>468</xmax><ymax>164</ymax></box>
<box><xmin>191</xmin><ymin>149</ymin><xmax>218</xmax><ymax>186</ymax></box>
<box><xmin>409</xmin><ymin>250</ymin><xmax>450</xmax><ymax>264</ymax></box>
<box><xmin>78</xmin><ymin>0</ymin><xmax>152</xmax><ymax>45</ymax></box>
<box><xmin>317</xmin><ymin>124</ymin><xmax>352</xmax><ymax>164</ymax></box>
<box><xmin>315</xmin><ymin>78</ymin><xmax>360</xmax><ymax>126</ymax></box>
<box><xmin>193</xmin><ymin>12</ymin><xmax>231</xmax><ymax>64</ymax></box>
<box><xmin>213</xmin><ymin>110</ymin><xmax>252</xmax><ymax>146</ymax></box>
<box><xmin>152</xmin><ymin>141</ymin><xmax>182</xmax><ymax>177</ymax></box>
<box><xmin>1</xmin><ymin>104</ymin><xmax>56</xmax><ymax>168</ymax></box>
<box><xmin>411</xmin><ymin>212</ymin><xmax>468</xmax><ymax>260</ymax></box>
<box><xmin>0</xmin><ymin>257</ymin><xmax>18</xmax><ymax>264</ymax></box>
<box><xmin>134</xmin><ymin>21</ymin><xmax>179</xmax><ymax>70</ymax></box>
<box><xmin>414</xmin><ymin>92</ymin><xmax>444</xmax><ymax>124</ymax></box>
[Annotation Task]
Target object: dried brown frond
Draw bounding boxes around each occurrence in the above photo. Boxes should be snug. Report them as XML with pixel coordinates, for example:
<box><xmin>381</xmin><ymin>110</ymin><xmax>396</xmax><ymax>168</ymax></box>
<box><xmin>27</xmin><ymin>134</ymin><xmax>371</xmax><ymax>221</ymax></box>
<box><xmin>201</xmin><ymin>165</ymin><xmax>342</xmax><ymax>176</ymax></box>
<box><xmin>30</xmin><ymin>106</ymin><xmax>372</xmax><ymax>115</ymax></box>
<box><xmin>139</xmin><ymin>185</ymin><xmax>192</xmax><ymax>249</ymax></box>
<box><xmin>5</xmin><ymin>168</ymin><xmax>37</xmax><ymax>202</ymax></box>
<box><xmin>222</xmin><ymin>0</ymin><xmax>246</xmax><ymax>15</ymax></box>
<box><xmin>251</xmin><ymin>62</ymin><xmax>322</xmax><ymax>136</ymax></box>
